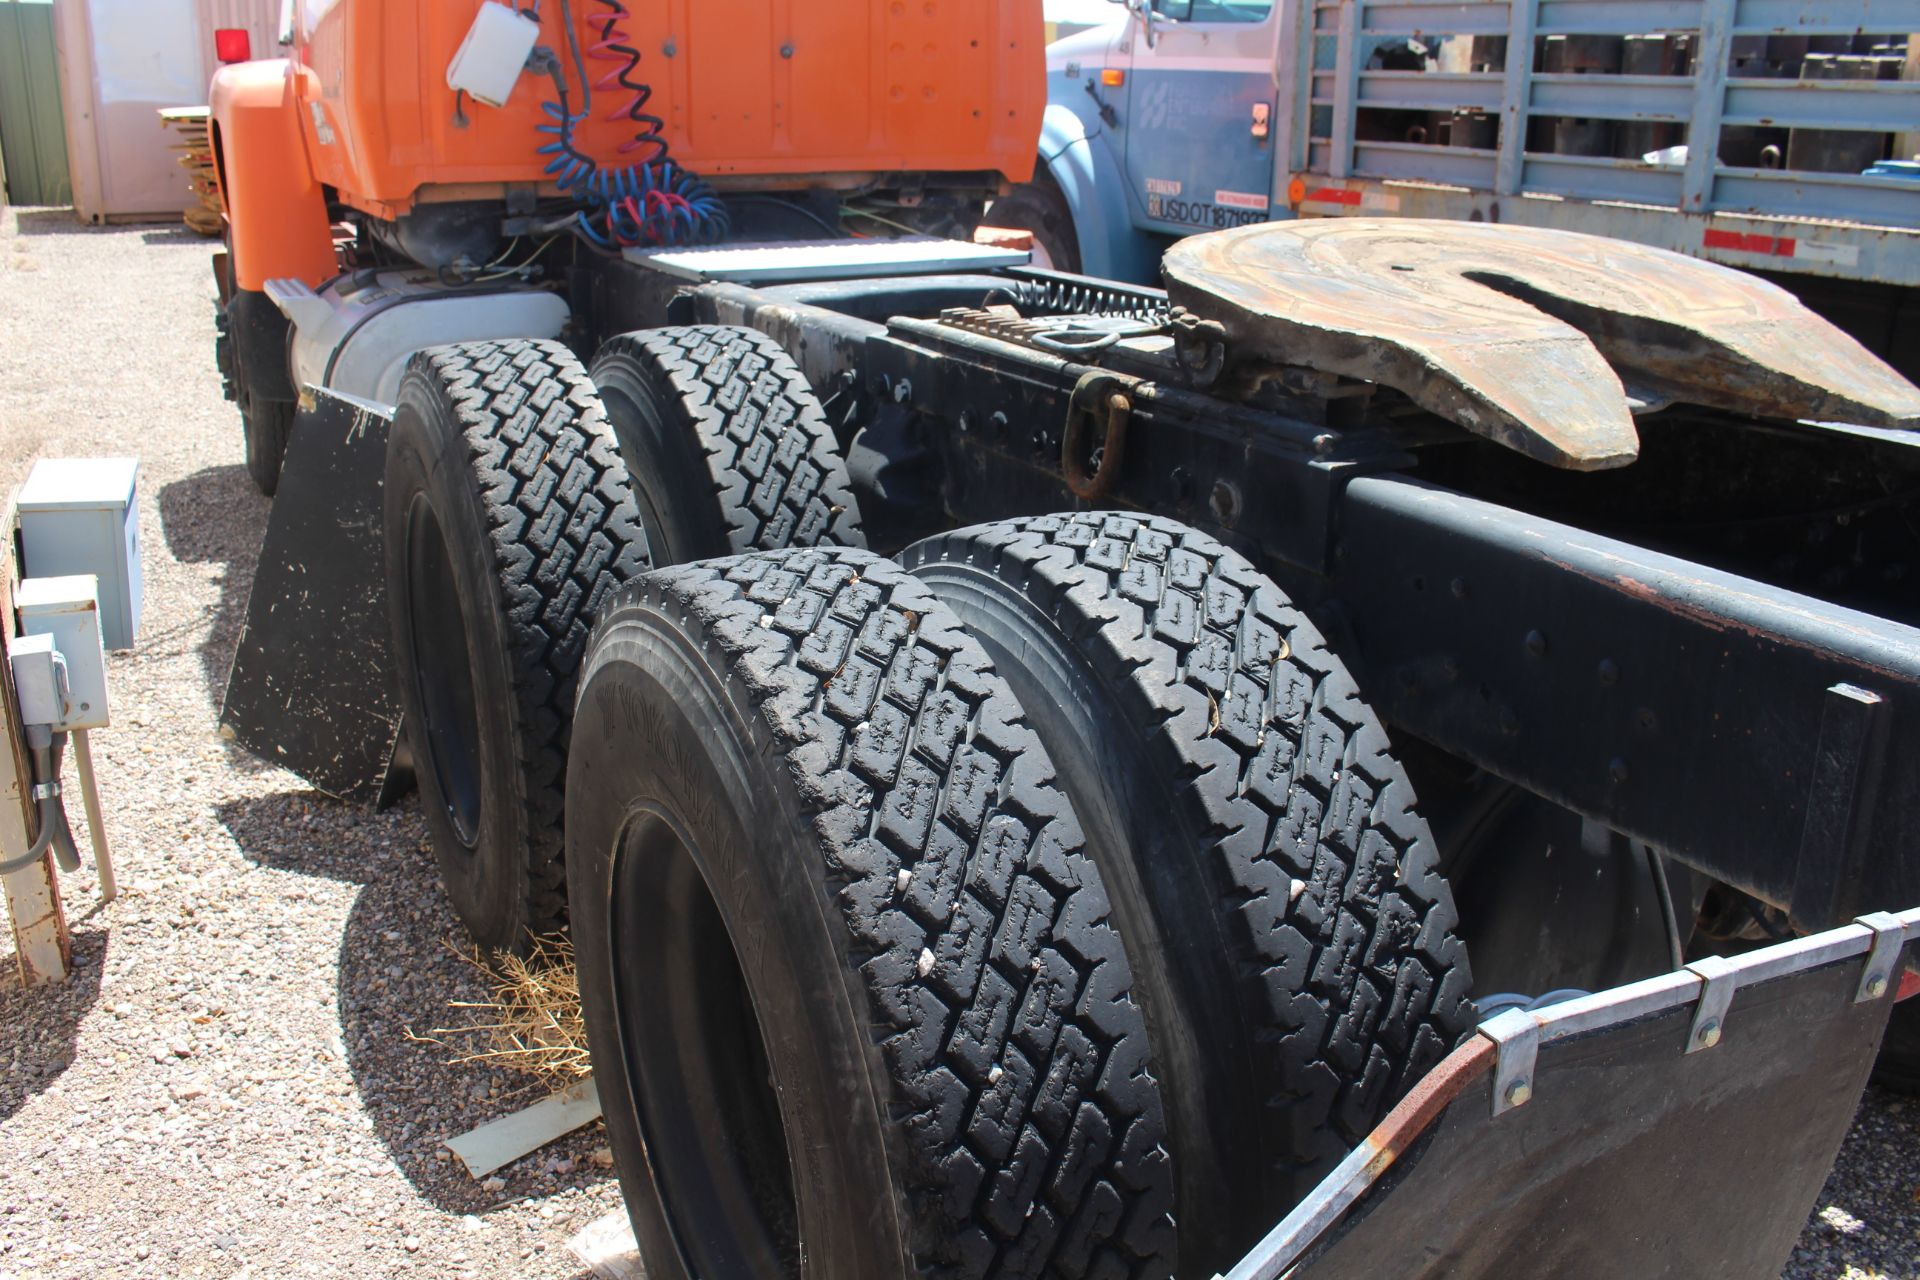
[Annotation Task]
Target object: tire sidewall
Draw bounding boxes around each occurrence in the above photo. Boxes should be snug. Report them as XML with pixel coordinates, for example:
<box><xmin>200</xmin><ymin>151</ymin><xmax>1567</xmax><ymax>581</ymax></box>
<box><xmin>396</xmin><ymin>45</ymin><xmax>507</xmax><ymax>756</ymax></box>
<box><xmin>567</xmin><ymin>610</ymin><xmax>909</xmax><ymax>1280</ymax></box>
<box><xmin>383</xmin><ymin>383</ymin><xmax>533</xmax><ymax>949</ymax></box>
<box><xmin>590</xmin><ymin>353</ymin><xmax>733</xmax><ymax>564</ymax></box>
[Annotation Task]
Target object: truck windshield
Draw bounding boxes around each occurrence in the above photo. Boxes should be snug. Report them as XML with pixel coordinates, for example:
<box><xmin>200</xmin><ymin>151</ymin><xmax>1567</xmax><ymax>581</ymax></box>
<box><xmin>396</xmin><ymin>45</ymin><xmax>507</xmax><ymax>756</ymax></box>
<box><xmin>1155</xmin><ymin>0</ymin><xmax>1273</xmax><ymax>21</ymax></box>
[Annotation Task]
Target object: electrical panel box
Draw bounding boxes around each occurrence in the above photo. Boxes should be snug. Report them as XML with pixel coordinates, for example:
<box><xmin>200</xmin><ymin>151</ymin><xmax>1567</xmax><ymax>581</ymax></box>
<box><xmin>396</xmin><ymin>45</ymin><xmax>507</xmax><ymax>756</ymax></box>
<box><xmin>8</xmin><ymin>633</ymin><xmax>66</xmax><ymax>729</ymax></box>
<box><xmin>16</xmin><ymin>457</ymin><xmax>142</xmax><ymax>651</ymax></box>
<box><xmin>16</xmin><ymin>576</ymin><xmax>110</xmax><ymax>732</ymax></box>
<box><xmin>445</xmin><ymin>2</ymin><xmax>540</xmax><ymax>109</ymax></box>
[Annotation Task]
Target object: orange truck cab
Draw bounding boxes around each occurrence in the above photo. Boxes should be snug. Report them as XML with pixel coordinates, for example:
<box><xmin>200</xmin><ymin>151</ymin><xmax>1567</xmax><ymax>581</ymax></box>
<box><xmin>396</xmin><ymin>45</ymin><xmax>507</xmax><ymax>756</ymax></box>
<box><xmin>207</xmin><ymin>0</ymin><xmax>1043</xmax><ymax>492</ymax></box>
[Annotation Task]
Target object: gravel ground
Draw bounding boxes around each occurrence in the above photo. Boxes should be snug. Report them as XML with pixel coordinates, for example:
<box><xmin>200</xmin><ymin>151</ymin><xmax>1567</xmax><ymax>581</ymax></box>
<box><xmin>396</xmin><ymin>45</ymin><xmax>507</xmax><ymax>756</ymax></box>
<box><xmin>0</xmin><ymin>206</ymin><xmax>1914</xmax><ymax>1279</ymax></box>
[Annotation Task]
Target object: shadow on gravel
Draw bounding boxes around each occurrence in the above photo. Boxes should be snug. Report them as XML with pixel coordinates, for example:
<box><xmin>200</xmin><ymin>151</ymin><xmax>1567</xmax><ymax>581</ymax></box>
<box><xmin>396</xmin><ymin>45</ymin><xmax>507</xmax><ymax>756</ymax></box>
<box><xmin>217</xmin><ymin>790</ymin><xmax>611</xmax><ymax>1213</ymax></box>
<box><xmin>9</xmin><ymin>208</ymin><xmax>86</xmax><ymax>236</ymax></box>
<box><xmin>156</xmin><ymin>463</ymin><xmax>268</xmax><ymax>710</ymax></box>
<box><xmin>138</xmin><ymin>226</ymin><xmax>207</xmax><ymax>248</ymax></box>
<box><xmin>0</xmin><ymin>925</ymin><xmax>108</xmax><ymax>1120</ymax></box>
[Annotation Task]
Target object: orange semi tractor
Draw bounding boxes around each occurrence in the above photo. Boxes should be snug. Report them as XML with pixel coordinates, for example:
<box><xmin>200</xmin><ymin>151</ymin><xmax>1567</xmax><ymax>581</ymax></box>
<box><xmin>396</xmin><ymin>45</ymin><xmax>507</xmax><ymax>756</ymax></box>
<box><xmin>209</xmin><ymin>4</ymin><xmax>1920</xmax><ymax>1279</ymax></box>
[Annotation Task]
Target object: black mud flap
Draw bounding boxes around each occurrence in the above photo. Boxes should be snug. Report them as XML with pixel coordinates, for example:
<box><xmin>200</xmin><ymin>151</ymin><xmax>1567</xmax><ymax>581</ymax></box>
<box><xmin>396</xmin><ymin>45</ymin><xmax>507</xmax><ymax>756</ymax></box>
<box><xmin>219</xmin><ymin>387</ymin><xmax>405</xmax><ymax>806</ymax></box>
<box><xmin>1224</xmin><ymin>909</ymin><xmax>1920</xmax><ymax>1280</ymax></box>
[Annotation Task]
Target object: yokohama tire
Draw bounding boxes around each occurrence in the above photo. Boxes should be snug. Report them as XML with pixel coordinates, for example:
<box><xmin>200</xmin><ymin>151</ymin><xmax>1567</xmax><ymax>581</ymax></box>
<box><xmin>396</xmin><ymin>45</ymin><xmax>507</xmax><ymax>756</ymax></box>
<box><xmin>567</xmin><ymin>548</ymin><xmax>1176</xmax><ymax>1280</ymax></box>
<box><xmin>384</xmin><ymin>339</ymin><xmax>650</xmax><ymax>951</ymax></box>
<box><xmin>590</xmin><ymin>325</ymin><xmax>865</xmax><ymax>563</ymax></box>
<box><xmin>903</xmin><ymin>513</ymin><xmax>1476</xmax><ymax>1268</ymax></box>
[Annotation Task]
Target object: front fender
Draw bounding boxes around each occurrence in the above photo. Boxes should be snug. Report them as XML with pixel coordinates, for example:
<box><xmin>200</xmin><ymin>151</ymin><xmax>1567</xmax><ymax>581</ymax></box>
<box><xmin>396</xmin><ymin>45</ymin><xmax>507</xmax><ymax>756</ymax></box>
<box><xmin>1039</xmin><ymin>104</ymin><xmax>1162</xmax><ymax>286</ymax></box>
<box><xmin>211</xmin><ymin>60</ymin><xmax>335</xmax><ymax>290</ymax></box>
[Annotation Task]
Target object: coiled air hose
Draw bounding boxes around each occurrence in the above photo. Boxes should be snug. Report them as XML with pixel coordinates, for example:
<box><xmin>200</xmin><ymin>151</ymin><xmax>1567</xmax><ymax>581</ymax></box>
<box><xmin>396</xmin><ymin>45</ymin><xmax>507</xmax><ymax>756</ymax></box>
<box><xmin>536</xmin><ymin>0</ymin><xmax>728</xmax><ymax>249</ymax></box>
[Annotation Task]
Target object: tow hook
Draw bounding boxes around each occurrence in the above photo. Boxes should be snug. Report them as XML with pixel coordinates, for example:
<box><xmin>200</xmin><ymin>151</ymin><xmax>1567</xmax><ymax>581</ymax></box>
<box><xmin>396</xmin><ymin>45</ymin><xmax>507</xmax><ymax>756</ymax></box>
<box><xmin>1063</xmin><ymin>370</ymin><xmax>1134</xmax><ymax>501</ymax></box>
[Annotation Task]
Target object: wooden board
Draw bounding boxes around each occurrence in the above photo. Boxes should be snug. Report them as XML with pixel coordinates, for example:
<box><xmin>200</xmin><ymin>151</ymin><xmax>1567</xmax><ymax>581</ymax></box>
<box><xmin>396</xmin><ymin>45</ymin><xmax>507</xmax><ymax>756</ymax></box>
<box><xmin>0</xmin><ymin>493</ymin><xmax>69</xmax><ymax>987</ymax></box>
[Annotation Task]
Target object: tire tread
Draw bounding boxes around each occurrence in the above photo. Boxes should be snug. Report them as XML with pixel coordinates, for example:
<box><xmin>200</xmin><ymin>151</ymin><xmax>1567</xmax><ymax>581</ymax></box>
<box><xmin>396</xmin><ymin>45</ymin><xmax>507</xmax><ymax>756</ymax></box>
<box><xmin>903</xmin><ymin>513</ymin><xmax>1476</xmax><ymax>1193</ymax></box>
<box><xmin>410</xmin><ymin>338</ymin><xmax>651</xmax><ymax>936</ymax></box>
<box><xmin>616</xmin><ymin>549</ymin><xmax>1175</xmax><ymax>1280</ymax></box>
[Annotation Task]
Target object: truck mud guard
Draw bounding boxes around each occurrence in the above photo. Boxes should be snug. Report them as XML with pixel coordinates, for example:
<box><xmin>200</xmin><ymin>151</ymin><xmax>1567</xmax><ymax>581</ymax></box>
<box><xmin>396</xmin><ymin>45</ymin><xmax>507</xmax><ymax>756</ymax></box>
<box><xmin>1224</xmin><ymin>908</ymin><xmax>1920</xmax><ymax>1280</ymax></box>
<box><xmin>219</xmin><ymin>387</ymin><xmax>404</xmax><ymax>805</ymax></box>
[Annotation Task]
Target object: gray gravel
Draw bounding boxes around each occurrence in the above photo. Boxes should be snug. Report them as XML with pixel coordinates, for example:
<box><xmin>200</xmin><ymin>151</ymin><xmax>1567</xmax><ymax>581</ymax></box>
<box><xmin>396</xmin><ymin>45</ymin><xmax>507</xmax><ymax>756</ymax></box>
<box><xmin>0</xmin><ymin>207</ymin><xmax>618</xmax><ymax>1279</ymax></box>
<box><xmin>0</xmin><ymin>206</ymin><xmax>1914</xmax><ymax>1279</ymax></box>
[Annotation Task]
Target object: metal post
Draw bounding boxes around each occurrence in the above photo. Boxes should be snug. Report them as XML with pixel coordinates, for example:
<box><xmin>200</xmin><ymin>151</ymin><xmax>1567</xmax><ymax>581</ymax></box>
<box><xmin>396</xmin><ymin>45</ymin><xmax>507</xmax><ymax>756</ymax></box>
<box><xmin>1495</xmin><ymin>0</ymin><xmax>1538</xmax><ymax>196</ymax></box>
<box><xmin>71</xmin><ymin>729</ymin><xmax>114</xmax><ymax>903</ymax></box>
<box><xmin>1683</xmin><ymin>0</ymin><xmax>1737</xmax><ymax>213</ymax></box>
<box><xmin>1329</xmin><ymin>0</ymin><xmax>1358</xmax><ymax>179</ymax></box>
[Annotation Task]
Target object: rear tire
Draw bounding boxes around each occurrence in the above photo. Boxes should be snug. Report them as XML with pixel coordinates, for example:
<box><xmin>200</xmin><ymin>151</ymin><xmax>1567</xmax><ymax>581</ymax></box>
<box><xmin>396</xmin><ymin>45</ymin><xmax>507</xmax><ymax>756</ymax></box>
<box><xmin>903</xmin><ymin>513</ymin><xmax>1476</xmax><ymax>1268</ymax></box>
<box><xmin>384</xmin><ymin>339</ymin><xmax>650</xmax><ymax>951</ymax></box>
<box><xmin>985</xmin><ymin>176</ymin><xmax>1082</xmax><ymax>276</ymax></box>
<box><xmin>242</xmin><ymin>396</ymin><xmax>293</xmax><ymax>497</ymax></box>
<box><xmin>590</xmin><ymin>325</ymin><xmax>865</xmax><ymax>562</ymax></box>
<box><xmin>568</xmin><ymin>548</ymin><xmax>1176</xmax><ymax>1280</ymax></box>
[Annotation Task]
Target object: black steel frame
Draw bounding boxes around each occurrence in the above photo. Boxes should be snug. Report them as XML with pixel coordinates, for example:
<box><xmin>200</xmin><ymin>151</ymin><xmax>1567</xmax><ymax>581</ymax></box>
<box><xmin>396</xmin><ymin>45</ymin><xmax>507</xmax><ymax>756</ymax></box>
<box><xmin>588</xmin><ymin>259</ymin><xmax>1920</xmax><ymax>937</ymax></box>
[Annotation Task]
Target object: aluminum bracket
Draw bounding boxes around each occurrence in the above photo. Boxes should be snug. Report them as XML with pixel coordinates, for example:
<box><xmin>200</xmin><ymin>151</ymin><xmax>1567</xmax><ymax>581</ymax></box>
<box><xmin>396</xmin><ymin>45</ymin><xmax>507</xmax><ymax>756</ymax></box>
<box><xmin>1853</xmin><ymin>911</ymin><xmax>1907</xmax><ymax>1002</ymax></box>
<box><xmin>1478</xmin><ymin>1008</ymin><xmax>1541</xmax><ymax>1116</ymax></box>
<box><xmin>1684</xmin><ymin>954</ymin><xmax>1739</xmax><ymax>1052</ymax></box>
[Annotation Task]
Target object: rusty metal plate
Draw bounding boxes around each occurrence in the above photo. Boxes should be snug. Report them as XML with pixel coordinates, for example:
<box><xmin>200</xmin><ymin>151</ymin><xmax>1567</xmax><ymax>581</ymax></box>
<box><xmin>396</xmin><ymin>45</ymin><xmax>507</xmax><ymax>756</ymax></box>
<box><xmin>1163</xmin><ymin>219</ymin><xmax>1920</xmax><ymax>471</ymax></box>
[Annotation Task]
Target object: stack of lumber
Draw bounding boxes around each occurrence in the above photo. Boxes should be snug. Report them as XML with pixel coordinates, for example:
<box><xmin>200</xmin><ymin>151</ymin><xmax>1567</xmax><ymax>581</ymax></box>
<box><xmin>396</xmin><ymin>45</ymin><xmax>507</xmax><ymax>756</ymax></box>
<box><xmin>158</xmin><ymin>107</ymin><xmax>222</xmax><ymax>237</ymax></box>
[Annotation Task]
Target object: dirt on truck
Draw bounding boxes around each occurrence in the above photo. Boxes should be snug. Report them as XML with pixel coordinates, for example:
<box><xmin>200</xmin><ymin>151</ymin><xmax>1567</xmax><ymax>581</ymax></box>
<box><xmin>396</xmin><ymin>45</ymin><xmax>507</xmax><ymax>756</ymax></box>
<box><xmin>207</xmin><ymin>3</ymin><xmax>1920</xmax><ymax>1277</ymax></box>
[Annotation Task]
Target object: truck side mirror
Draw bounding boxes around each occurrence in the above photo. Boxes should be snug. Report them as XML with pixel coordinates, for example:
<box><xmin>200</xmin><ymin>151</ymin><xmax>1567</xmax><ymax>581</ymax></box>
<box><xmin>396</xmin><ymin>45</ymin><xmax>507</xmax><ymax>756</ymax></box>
<box><xmin>1119</xmin><ymin>0</ymin><xmax>1161</xmax><ymax>48</ymax></box>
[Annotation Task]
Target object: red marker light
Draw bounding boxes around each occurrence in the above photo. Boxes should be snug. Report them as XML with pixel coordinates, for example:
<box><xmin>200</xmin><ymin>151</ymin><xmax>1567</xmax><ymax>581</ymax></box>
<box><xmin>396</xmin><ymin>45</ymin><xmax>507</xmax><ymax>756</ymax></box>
<box><xmin>215</xmin><ymin>28</ymin><xmax>252</xmax><ymax>64</ymax></box>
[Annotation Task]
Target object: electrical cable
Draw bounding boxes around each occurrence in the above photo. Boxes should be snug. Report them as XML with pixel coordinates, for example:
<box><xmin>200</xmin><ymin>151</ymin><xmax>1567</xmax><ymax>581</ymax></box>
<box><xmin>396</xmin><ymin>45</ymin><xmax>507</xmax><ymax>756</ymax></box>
<box><xmin>1645</xmin><ymin>844</ymin><xmax>1687</xmax><ymax>971</ymax></box>
<box><xmin>534</xmin><ymin>2</ymin><xmax>728</xmax><ymax>248</ymax></box>
<box><xmin>0</xmin><ymin>735</ymin><xmax>82</xmax><ymax>877</ymax></box>
<box><xmin>557</xmin><ymin>0</ymin><xmax>591</xmax><ymax>114</ymax></box>
<box><xmin>841</xmin><ymin>204</ymin><xmax>926</xmax><ymax>237</ymax></box>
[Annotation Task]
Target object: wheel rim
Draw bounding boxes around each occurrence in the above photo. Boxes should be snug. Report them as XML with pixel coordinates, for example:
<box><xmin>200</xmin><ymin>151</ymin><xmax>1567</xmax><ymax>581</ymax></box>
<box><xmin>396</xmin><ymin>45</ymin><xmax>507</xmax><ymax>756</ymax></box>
<box><xmin>405</xmin><ymin>494</ymin><xmax>485</xmax><ymax>847</ymax></box>
<box><xmin>611</xmin><ymin>808</ymin><xmax>799</xmax><ymax>1278</ymax></box>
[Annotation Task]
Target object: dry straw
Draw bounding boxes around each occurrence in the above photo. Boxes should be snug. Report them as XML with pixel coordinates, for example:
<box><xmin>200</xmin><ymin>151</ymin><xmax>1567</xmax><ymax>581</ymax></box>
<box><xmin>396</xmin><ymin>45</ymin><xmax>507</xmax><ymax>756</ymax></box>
<box><xmin>410</xmin><ymin>934</ymin><xmax>593</xmax><ymax>1089</ymax></box>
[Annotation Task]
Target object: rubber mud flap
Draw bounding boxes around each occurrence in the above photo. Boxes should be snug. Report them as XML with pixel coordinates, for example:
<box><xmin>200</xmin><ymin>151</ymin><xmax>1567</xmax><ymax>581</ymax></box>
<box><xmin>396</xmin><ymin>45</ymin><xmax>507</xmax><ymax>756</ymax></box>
<box><xmin>220</xmin><ymin>387</ymin><xmax>401</xmax><ymax>805</ymax></box>
<box><xmin>567</xmin><ymin>548</ymin><xmax>1177</xmax><ymax>1280</ymax></box>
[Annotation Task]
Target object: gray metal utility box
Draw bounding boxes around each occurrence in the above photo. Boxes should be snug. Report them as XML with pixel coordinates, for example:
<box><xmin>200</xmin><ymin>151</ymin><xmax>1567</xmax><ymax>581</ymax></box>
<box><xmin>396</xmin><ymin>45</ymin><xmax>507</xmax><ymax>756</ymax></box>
<box><xmin>16</xmin><ymin>457</ymin><xmax>142</xmax><ymax>651</ymax></box>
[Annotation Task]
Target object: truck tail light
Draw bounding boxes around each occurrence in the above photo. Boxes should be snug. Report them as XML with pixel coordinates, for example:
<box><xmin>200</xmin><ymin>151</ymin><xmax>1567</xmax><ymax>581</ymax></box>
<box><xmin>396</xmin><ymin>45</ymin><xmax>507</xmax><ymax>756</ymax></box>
<box><xmin>215</xmin><ymin>28</ymin><xmax>252</xmax><ymax>64</ymax></box>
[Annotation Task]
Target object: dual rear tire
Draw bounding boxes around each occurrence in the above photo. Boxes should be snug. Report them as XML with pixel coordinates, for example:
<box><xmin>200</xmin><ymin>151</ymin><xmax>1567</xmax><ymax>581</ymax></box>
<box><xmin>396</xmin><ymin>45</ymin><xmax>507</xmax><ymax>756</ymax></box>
<box><xmin>568</xmin><ymin>551</ymin><xmax>1178</xmax><ymax>1279</ymax></box>
<box><xmin>565</xmin><ymin>516</ymin><xmax>1474</xmax><ymax>1276</ymax></box>
<box><xmin>384</xmin><ymin>328</ymin><xmax>864</xmax><ymax>952</ymax></box>
<box><xmin>383</xmin><ymin>329</ymin><xmax>1473</xmax><ymax>1275</ymax></box>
